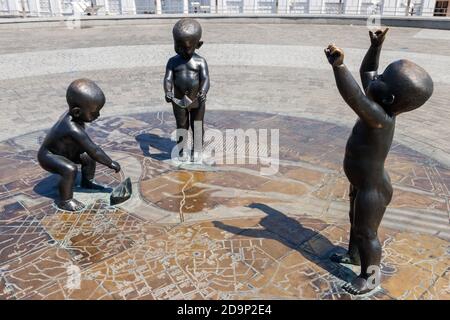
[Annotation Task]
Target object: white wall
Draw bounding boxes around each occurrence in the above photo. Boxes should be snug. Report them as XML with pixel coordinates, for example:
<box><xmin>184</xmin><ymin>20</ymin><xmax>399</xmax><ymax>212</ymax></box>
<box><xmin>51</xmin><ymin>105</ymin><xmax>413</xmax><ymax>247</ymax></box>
<box><xmin>0</xmin><ymin>0</ymin><xmax>439</xmax><ymax>16</ymax></box>
<box><xmin>162</xmin><ymin>0</ymin><xmax>183</xmax><ymax>12</ymax></box>
<box><xmin>421</xmin><ymin>0</ymin><xmax>437</xmax><ymax>16</ymax></box>
<box><xmin>5</xmin><ymin>0</ymin><xmax>22</xmax><ymax>15</ymax></box>
<box><xmin>135</xmin><ymin>0</ymin><xmax>155</xmax><ymax>13</ymax></box>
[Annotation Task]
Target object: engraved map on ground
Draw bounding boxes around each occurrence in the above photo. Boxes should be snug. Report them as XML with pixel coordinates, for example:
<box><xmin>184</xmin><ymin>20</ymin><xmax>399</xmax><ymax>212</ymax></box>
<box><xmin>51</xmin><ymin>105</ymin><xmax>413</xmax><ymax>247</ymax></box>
<box><xmin>0</xmin><ymin>111</ymin><xmax>448</xmax><ymax>300</ymax></box>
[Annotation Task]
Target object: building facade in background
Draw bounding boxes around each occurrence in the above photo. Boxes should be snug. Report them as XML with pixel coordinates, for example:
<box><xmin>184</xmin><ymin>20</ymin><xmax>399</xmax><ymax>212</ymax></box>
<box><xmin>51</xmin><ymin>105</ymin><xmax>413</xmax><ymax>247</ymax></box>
<box><xmin>0</xmin><ymin>0</ymin><xmax>448</xmax><ymax>17</ymax></box>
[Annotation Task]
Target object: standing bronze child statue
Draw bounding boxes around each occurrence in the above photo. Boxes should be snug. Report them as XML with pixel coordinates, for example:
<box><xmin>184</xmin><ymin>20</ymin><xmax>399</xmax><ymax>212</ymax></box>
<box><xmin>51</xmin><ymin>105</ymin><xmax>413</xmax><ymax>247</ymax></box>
<box><xmin>164</xmin><ymin>18</ymin><xmax>210</xmax><ymax>163</ymax></box>
<box><xmin>38</xmin><ymin>79</ymin><xmax>121</xmax><ymax>211</ymax></box>
<box><xmin>325</xmin><ymin>29</ymin><xmax>433</xmax><ymax>294</ymax></box>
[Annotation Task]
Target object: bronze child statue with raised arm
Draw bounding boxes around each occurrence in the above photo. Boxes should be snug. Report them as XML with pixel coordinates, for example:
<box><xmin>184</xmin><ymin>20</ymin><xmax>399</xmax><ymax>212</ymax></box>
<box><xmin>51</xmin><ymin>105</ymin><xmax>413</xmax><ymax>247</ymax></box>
<box><xmin>38</xmin><ymin>79</ymin><xmax>121</xmax><ymax>211</ymax></box>
<box><xmin>164</xmin><ymin>18</ymin><xmax>210</xmax><ymax>163</ymax></box>
<box><xmin>325</xmin><ymin>29</ymin><xmax>433</xmax><ymax>295</ymax></box>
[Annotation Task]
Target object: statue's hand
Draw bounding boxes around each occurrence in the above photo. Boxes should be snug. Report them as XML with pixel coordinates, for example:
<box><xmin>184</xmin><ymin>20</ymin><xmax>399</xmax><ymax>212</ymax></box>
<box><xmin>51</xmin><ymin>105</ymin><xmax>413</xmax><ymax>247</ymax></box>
<box><xmin>325</xmin><ymin>44</ymin><xmax>344</xmax><ymax>67</ymax></box>
<box><xmin>109</xmin><ymin>161</ymin><xmax>121</xmax><ymax>173</ymax></box>
<box><xmin>369</xmin><ymin>28</ymin><xmax>389</xmax><ymax>47</ymax></box>
<box><xmin>165</xmin><ymin>91</ymin><xmax>174</xmax><ymax>103</ymax></box>
<box><xmin>197</xmin><ymin>91</ymin><xmax>207</xmax><ymax>103</ymax></box>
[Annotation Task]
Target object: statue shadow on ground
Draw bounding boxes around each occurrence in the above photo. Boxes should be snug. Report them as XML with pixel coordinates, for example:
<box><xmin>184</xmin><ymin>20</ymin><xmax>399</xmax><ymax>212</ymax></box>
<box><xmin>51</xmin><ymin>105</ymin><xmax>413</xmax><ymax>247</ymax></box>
<box><xmin>213</xmin><ymin>203</ymin><xmax>356</xmax><ymax>283</ymax></box>
<box><xmin>33</xmin><ymin>174</ymin><xmax>112</xmax><ymax>201</ymax></box>
<box><xmin>135</xmin><ymin>133</ymin><xmax>176</xmax><ymax>160</ymax></box>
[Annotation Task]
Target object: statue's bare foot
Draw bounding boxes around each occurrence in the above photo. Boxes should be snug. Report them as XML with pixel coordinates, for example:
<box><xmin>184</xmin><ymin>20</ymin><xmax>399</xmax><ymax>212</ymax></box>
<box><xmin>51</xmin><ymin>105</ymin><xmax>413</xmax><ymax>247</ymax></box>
<box><xmin>57</xmin><ymin>199</ymin><xmax>85</xmax><ymax>211</ymax></box>
<box><xmin>81</xmin><ymin>180</ymin><xmax>106</xmax><ymax>190</ymax></box>
<box><xmin>330</xmin><ymin>252</ymin><xmax>360</xmax><ymax>266</ymax></box>
<box><xmin>342</xmin><ymin>277</ymin><xmax>375</xmax><ymax>295</ymax></box>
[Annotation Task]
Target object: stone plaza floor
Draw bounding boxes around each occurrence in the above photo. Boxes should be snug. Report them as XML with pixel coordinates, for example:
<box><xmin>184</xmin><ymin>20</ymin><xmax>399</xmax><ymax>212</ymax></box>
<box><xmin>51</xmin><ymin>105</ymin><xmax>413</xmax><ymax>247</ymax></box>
<box><xmin>0</xmin><ymin>20</ymin><xmax>449</xmax><ymax>300</ymax></box>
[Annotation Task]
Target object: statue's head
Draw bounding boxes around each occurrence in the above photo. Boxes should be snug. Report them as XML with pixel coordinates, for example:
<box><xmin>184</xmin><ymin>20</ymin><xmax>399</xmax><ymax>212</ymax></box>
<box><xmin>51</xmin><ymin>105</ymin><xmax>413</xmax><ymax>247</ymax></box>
<box><xmin>365</xmin><ymin>59</ymin><xmax>433</xmax><ymax>115</ymax></box>
<box><xmin>172</xmin><ymin>18</ymin><xmax>203</xmax><ymax>60</ymax></box>
<box><xmin>66</xmin><ymin>79</ymin><xmax>105</xmax><ymax>123</ymax></box>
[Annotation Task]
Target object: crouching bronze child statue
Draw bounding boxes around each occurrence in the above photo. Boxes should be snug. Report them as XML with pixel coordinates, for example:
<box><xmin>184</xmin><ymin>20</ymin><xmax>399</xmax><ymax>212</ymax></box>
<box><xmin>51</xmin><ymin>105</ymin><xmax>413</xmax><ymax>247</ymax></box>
<box><xmin>38</xmin><ymin>79</ymin><xmax>121</xmax><ymax>211</ymax></box>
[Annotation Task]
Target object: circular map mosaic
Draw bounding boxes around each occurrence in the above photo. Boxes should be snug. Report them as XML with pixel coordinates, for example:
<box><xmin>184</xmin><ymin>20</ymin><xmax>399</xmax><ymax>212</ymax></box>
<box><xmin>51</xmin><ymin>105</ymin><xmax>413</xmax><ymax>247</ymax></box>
<box><xmin>0</xmin><ymin>111</ymin><xmax>448</xmax><ymax>300</ymax></box>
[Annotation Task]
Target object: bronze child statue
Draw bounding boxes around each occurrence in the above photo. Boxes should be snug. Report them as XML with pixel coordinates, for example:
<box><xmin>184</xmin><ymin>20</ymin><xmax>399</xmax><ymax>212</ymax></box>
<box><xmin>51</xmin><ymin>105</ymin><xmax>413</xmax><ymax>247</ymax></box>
<box><xmin>38</xmin><ymin>79</ymin><xmax>121</xmax><ymax>211</ymax></box>
<box><xmin>163</xmin><ymin>18</ymin><xmax>210</xmax><ymax>163</ymax></box>
<box><xmin>325</xmin><ymin>29</ymin><xmax>433</xmax><ymax>295</ymax></box>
